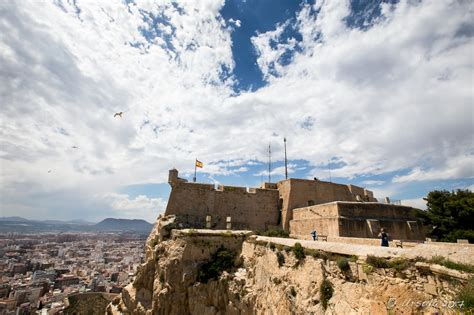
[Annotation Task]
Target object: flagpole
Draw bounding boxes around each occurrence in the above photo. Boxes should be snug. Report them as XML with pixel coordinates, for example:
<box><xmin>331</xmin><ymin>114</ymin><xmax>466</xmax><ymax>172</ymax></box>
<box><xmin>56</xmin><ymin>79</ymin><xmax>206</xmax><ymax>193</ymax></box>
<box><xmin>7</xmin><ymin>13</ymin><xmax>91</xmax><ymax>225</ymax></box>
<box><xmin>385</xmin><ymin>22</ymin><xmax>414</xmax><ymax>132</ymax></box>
<box><xmin>193</xmin><ymin>158</ymin><xmax>197</xmax><ymax>182</ymax></box>
<box><xmin>284</xmin><ymin>138</ymin><xmax>288</xmax><ymax>180</ymax></box>
<box><xmin>268</xmin><ymin>143</ymin><xmax>271</xmax><ymax>183</ymax></box>
<box><xmin>328</xmin><ymin>159</ymin><xmax>332</xmax><ymax>183</ymax></box>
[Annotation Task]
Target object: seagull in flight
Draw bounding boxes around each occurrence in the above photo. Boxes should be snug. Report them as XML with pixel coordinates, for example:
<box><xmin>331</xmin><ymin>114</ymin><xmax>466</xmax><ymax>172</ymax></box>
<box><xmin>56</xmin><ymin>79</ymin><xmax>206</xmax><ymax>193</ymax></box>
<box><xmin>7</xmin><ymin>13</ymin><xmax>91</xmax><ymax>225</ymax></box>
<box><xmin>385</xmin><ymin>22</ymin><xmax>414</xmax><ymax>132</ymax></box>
<box><xmin>48</xmin><ymin>170</ymin><xmax>52</xmax><ymax>173</ymax></box>
<box><xmin>114</xmin><ymin>112</ymin><xmax>123</xmax><ymax>118</ymax></box>
<box><xmin>72</xmin><ymin>146</ymin><xmax>78</xmax><ymax>149</ymax></box>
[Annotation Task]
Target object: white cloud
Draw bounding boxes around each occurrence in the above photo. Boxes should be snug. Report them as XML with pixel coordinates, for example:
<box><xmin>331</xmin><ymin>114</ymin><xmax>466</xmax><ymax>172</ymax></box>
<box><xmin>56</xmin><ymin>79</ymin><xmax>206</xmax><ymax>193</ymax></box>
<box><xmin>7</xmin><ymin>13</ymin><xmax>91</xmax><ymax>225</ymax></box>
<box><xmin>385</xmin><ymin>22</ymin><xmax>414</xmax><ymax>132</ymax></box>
<box><xmin>0</xmin><ymin>0</ymin><xmax>234</xmax><ymax>220</ymax></box>
<box><xmin>402</xmin><ymin>198</ymin><xmax>427</xmax><ymax>210</ymax></box>
<box><xmin>102</xmin><ymin>193</ymin><xmax>167</xmax><ymax>222</ymax></box>
<box><xmin>229</xmin><ymin>18</ymin><xmax>241</xmax><ymax>27</ymax></box>
<box><xmin>361</xmin><ymin>180</ymin><xmax>385</xmax><ymax>186</ymax></box>
<box><xmin>191</xmin><ymin>164</ymin><xmax>249</xmax><ymax>177</ymax></box>
<box><xmin>369</xmin><ymin>186</ymin><xmax>400</xmax><ymax>203</ymax></box>
<box><xmin>254</xmin><ymin>163</ymin><xmax>297</xmax><ymax>178</ymax></box>
<box><xmin>248</xmin><ymin>0</ymin><xmax>473</xmax><ymax>180</ymax></box>
<box><xmin>0</xmin><ymin>0</ymin><xmax>472</xmax><ymax>220</ymax></box>
<box><xmin>393</xmin><ymin>155</ymin><xmax>474</xmax><ymax>183</ymax></box>
<box><xmin>251</xmin><ymin>21</ymin><xmax>299</xmax><ymax>79</ymax></box>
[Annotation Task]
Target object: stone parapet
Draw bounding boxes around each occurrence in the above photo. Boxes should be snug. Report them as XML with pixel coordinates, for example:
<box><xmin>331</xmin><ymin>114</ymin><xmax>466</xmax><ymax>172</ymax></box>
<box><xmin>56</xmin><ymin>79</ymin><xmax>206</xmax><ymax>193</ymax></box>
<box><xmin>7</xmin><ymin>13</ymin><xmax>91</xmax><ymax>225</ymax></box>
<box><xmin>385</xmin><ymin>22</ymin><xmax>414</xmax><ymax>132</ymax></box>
<box><xmin>165</xmin><ymin>170</ymin><xmax>280</xmax><ymax>230</ymax></box>
<box><xmin>289</xmin><ymin>201</ymin><xmax>424</xmax><ymax>241</ymax></box>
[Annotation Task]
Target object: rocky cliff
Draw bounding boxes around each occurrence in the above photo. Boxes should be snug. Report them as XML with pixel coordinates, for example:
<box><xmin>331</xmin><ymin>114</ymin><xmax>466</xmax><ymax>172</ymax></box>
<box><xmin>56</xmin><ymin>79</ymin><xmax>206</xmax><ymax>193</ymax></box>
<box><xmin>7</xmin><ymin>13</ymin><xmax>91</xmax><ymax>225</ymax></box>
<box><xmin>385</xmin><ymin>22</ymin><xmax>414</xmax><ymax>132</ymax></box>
<box><xmin>108</xmin><ymin>216</ymin><xmax>473</xmax><ymax>314</ymax></box>
<box><xmin>64</xmin><ymin>292</ymin><xmax>117</xmax><ymax>314</ymax></box>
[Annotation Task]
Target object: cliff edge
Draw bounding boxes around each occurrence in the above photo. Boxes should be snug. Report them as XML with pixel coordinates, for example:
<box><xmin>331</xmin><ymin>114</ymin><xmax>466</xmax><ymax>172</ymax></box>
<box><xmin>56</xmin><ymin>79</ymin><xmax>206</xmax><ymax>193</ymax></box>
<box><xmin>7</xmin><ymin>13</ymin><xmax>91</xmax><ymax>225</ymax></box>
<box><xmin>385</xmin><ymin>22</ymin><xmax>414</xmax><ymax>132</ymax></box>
<box><xmin>107</xmin><ymin>215</ymin><xmax>473</xmax><ymax>314</ymax></box>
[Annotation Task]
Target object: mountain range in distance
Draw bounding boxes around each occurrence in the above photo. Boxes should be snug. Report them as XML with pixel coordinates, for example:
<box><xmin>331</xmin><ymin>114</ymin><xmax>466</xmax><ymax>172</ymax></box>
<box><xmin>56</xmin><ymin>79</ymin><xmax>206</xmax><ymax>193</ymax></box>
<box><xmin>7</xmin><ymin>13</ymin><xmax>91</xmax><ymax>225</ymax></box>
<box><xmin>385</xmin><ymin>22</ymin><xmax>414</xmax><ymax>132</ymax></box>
<box><xmin>0</xmin><ymin>216</ymin><xmax>154</xmax><ymax>234</ymax></box>
<box><xmin>94</xmin><ymin>218</ymin><xmax>153</xmax><ymax>232</ymax></box>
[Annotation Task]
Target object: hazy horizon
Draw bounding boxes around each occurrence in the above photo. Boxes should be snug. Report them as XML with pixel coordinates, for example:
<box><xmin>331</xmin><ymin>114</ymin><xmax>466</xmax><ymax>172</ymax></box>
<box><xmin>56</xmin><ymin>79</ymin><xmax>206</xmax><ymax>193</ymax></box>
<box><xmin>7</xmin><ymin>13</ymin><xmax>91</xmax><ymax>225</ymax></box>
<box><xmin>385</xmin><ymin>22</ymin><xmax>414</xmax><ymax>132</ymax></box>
<box><xmin>0</xmin><ymin>216</ymin><xmax>153</xmax><ymax>224</ymax></box>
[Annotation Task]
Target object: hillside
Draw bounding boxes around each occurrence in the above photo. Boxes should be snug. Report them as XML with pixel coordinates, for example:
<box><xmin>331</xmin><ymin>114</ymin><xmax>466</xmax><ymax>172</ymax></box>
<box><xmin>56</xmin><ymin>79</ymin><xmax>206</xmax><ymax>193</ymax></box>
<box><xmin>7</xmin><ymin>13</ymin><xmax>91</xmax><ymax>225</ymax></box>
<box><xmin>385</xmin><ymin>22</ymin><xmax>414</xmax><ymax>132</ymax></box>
<box><xmin>0</xmin><ymin>217</ymin><xmax>91</xmax><ymax>233</ymax></box>
<box><xmin>94</xmin><ymin>218</ymin><xmax>153</xmax><ymax>233</ymax></box>
<box><xmin>107</xmin><ymin>215</ymin><xmax>474</xmax><ymax>314</ymax></box>
<box><xmin>0</xmin><ymin>216</ymin><xmax>30</xmax><ymax>222</ymax></box>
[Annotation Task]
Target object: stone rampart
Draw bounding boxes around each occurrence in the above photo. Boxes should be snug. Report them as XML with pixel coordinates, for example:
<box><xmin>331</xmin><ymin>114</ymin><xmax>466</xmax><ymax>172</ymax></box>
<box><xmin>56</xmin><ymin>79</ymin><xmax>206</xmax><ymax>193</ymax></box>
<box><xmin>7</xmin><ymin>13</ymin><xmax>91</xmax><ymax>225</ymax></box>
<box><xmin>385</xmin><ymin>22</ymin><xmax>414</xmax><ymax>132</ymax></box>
<box><xmin>165</xmin><ymin>176</ymin><xmax>279</xmax><ymax>230</ymax></box>
<box><xmin>164</xmin><ymin>169</ymin><xmax>418</xmax><ymax>241</ymax></box>
<box><xmin>290</xmin><ymin>203</ymin><xmax>340</xmax><ymax>237</ymax></box>
<box><xmin>337</xmin><ymin>202</ymin><xmax>415</xmax><ymax>219</ymax></box>
<box><xmin>289</xmin><ymin>202</ymin><xmax>424</xmax><ymax>241</ymax></box>
<box><xmin>278</xmin><ymin>179</ymin><xmax>376</xmax><ymax>230</ymax></box>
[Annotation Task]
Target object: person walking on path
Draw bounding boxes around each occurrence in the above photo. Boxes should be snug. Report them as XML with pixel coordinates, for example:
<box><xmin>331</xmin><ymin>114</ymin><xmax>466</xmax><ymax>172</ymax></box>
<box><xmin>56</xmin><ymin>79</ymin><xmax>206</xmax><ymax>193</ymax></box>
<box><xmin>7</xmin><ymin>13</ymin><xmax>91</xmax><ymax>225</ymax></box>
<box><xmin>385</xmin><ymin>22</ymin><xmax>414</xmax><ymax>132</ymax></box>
<box><xmin>310</xmin><ymin>229</ymin><xmax>317</xmax><ymax>241</ymax></box>
<box><xmin>378</xmin><ymin>228</ymin><xmax>390</xmax><ymax>247</ymax></box>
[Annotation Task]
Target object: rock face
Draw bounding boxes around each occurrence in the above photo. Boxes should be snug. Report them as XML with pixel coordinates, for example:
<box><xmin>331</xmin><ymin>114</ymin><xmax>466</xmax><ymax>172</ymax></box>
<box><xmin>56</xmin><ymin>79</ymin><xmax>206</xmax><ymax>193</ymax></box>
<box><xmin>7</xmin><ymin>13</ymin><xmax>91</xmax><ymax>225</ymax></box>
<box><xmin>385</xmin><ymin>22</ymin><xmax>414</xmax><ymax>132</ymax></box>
<box><xmin>108</xmin><ymin>216</ymin><xmax>469</xmax><ymax>314</ymax></box>
<box><xmin>64</xmin><ymin>292</ymin><xmax>117</xmax><ymax>314</ymax></box>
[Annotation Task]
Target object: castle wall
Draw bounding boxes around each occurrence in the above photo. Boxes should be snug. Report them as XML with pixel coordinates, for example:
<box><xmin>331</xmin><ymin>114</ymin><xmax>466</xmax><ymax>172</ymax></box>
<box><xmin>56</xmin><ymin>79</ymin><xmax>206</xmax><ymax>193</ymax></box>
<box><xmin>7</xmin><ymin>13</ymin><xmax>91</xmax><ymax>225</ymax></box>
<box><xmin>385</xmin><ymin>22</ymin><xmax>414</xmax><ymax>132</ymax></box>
<box><xmin>336</xmin><ymin>202</ymin><xmax>415</xmax><ymax>218</ymax></box>
<box><xmin>277</xmin><ymin>180</ymin><xmax>292</xmax><ymax>232</ymax></box>
<box><xmin>292</xmin><ymin>202</ymin><xmax>339</xmax><ymax>219</ymax></box>
<box><xmin>289</xmin><ymin>202</ymin><xmax>424</xmax><ymax>241</ymax></box>
<box><xmin>165</xmin><ymin>170</ymin><xmax>417</xmax><ymax>240</ymax></box>
<box><xmin>278</xmin><ymin>179</ymin><xmax>365</xmax><ymax>231</ymax></box>
<box><xmin>337</xmin><ymin>202</ymin><xmax>423</xmax><ymax>240</ymax></box>
<box><xmin>165</xmin><ymin>181</ymin><xmax>280</xmax><ymax>230</ymax></box>
<box><xmin>289</xmin><ymin>203</ymin><xmax>340</xmax><ymax>237</ymax></box>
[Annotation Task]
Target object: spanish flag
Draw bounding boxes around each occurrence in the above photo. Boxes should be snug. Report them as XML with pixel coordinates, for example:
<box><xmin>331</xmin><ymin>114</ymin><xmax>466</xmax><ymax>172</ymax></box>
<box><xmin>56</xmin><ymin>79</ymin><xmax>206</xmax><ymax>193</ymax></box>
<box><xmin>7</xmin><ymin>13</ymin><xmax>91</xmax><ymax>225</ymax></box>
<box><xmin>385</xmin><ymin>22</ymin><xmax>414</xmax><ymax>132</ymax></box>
<box><xmin>195</xmin><ymin>159</ymin><xmax>203</xmax><ymax>168</ymax></box>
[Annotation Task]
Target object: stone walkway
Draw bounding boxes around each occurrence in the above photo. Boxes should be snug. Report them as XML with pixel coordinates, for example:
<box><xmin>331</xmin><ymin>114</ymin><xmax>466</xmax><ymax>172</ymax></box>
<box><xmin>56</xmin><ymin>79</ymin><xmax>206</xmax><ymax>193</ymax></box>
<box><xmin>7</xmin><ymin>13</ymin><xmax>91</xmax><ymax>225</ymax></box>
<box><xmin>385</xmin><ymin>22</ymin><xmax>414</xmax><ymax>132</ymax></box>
<box><xmin>173</xmin><ymin>229</ymin><xmax>254</xmax><ymax>237</ymax></box>
<box><xmin>169</xmin><ymin>229</ymin><xmax>474</xmax><ymax>265</ymax></box>
<box><xmin>254</xmin><ymin>236</ymin><xmax>474</xmax><ymax>265</ymax></box>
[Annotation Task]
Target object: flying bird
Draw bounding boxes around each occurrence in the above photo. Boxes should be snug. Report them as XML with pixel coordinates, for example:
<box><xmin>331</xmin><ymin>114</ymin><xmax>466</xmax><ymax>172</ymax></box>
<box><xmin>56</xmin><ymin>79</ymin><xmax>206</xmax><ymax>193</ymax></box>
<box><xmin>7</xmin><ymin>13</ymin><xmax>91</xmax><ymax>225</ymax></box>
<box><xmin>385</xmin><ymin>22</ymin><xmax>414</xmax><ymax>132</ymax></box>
<box><xmin>72</xmin><ymin>146</ymin><xmax>78</xmax><ymax>149</ymax></box>
<box><xmin>48</xmin><ymin>170</ymin><xmax>52</xmax><ymax>173</ymax></box>
<box><xmin>114</xmin><ymin>112</ymin><xmax>123</xmax><ymax>118</ymax></box>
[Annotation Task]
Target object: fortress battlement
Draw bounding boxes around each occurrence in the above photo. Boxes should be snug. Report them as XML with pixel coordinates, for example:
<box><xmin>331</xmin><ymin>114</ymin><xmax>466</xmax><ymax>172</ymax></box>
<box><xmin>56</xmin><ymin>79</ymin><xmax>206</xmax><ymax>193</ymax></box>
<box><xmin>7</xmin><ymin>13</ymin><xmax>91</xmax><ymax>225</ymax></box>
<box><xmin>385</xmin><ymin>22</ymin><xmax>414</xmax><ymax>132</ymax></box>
<box><xmin>185</xmin><ymin>182</ymin><xmax>215</xmax><ymax>190</ymax></box>
<box><xmin>168</xmin><ymin>169</ymin><xmax>278</xmax><ymax>194</ymax></box>
<box><xmin>163</xmin><ymin>169</ymin><xmax>424</xmax><ymax>240</ymax></box>
<box><xmin>169</xmin><ymin>180</ymin><xmax>278</xmax><ymax>195</ymax></box>
<box><xmin>216</xmin><ymin>185</ymin><xmax>247</xmax><ymax>193</ymax></box>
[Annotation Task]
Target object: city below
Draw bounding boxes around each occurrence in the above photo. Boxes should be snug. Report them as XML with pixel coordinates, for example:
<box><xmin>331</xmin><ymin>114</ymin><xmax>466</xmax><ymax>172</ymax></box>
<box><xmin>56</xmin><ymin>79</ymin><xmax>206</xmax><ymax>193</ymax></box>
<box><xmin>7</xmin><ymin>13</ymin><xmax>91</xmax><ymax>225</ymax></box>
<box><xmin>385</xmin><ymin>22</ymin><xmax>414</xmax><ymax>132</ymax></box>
<box><xmin>0</xmin><ymin>218</ymin><xmax>152</xmax><ymax>314</ymax></box>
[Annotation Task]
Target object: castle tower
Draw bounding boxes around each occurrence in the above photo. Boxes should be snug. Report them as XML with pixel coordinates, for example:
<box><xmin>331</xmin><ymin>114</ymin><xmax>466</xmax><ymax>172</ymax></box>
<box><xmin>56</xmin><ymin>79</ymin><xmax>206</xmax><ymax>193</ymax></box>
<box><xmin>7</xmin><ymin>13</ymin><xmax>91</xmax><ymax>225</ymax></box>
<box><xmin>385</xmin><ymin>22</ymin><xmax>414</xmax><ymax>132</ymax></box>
<box><xmin>168</xmin><ymin>169</ymin><xmax>188</xmax><ymax>187</ymax></box>
<box><xmin>168</xmin><ymin>169</ymin><xmax>179</xmax><ymax>185</ymax></box>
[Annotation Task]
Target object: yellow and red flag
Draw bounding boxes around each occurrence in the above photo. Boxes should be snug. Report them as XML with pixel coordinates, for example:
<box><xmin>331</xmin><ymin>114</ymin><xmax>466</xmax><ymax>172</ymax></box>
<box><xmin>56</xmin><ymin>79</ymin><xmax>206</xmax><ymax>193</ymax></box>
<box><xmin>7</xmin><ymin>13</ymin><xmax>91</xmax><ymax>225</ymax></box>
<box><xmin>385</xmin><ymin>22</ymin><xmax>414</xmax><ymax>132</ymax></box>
<box><xmin>195</xmin><ymin>160</ymin><xmax>203</xmax><ymax>168</ymax></box>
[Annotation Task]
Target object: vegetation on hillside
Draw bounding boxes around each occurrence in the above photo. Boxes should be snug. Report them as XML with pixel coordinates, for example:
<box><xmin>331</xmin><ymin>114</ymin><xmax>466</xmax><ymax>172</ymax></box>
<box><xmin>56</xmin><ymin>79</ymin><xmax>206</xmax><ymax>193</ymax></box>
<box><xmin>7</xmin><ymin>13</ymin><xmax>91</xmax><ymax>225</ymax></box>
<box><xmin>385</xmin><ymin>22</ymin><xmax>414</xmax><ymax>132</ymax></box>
<box><xmin>276</xmin><ymin>251</ymin><xmax>285</xmax><ymax>267</ymax></box>
<box><xmin>197</xmin><ymin>247</ymin><xmax>236</xmax><ymax>283</ymax></box>
<box><xmin>255</xmin><ymin>228</ymin><xmax>290</xmax><ymax>238</ymax></box>
<box><xmin>366</xmin><ymin>255</ymin><xmax>389</xmax><ymax>268</ymax></box>
<box><xmin>292</xmin><ymin>242</ymin><xmax>306</xmax><ymax>263</ymax></box>
<box><xmin>457</xmin><ymin>277</ymin><xmax>474</xmax><ymax>310</ymax></box>
<box><xmin>336</xmin><ymin>257</ymin><xmax>350</xmax><ymax>272</ymax></box>
<box><xmin>415</xmin><ymin>189</ymin><xmax>474</xmax><ymax>243</ymax></box>
<box><xmin>320</xmin><ymin>279</ymin><xmax>334</xmax><ymax>309</ymax></box>
<box><xmin>364</xmin><ymin>254</ymin><xmax>474</xmax><ymax>274</ymax></box>
<box><xmin>421</xmin><ymin>256</ymin><xmax>474</xmax><ymax>273</ymax></box>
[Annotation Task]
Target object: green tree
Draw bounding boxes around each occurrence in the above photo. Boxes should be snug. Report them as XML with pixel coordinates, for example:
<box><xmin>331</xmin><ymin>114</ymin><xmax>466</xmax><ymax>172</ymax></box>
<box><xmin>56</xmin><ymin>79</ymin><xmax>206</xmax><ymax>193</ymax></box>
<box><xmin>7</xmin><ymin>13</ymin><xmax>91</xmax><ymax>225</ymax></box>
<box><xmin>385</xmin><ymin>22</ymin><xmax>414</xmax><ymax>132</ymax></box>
<box><xmin>415</xmin><ymin>189</ymin><xmax>474</xmax><ymax>243</ymax></box>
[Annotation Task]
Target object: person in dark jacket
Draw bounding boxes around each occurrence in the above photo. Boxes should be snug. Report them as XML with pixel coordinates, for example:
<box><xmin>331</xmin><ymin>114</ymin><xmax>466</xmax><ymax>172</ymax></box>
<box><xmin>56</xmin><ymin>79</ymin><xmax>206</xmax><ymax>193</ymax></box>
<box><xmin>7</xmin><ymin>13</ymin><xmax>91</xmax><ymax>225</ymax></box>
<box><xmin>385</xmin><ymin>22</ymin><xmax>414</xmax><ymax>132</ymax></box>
<box><xmin>378</xmin><ymin>228</ymin><xmax>390</xmax><ymax>247</ymax></box>
<box><xmin>310</xmin><ymin>229</ymin><xmax>317</xmax><ymax>241</ymax></box>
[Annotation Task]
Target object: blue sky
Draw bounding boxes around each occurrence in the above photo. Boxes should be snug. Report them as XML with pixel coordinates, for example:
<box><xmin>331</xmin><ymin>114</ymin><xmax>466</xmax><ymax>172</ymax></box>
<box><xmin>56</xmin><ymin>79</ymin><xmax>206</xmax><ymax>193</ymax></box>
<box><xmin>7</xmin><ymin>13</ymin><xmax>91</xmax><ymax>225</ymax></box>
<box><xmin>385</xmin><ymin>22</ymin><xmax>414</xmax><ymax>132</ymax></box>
<box><xmin>0</xmin><ymin>0</ymin><xmax>472</xmax><ymax>222</ymax></box>
<box><xmin>221</xmin><ymin>0</ymin><xmax>304</xmax><ymax>91</ymax></box>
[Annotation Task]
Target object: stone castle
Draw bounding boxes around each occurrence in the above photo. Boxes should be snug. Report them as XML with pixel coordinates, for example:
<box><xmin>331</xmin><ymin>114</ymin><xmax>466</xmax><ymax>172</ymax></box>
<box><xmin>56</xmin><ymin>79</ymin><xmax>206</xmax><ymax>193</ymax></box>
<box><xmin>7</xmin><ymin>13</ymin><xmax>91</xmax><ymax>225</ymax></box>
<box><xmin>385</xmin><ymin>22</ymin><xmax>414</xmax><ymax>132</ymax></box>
<box><xmin>106</xmin><ymin>171</ymin><xmax>471</xmax><ymax>314</ymax></box>
<box><xmin>166</xmin><ymin>169</ymin><xmax>424</xmax><ymax>241</ymax></box>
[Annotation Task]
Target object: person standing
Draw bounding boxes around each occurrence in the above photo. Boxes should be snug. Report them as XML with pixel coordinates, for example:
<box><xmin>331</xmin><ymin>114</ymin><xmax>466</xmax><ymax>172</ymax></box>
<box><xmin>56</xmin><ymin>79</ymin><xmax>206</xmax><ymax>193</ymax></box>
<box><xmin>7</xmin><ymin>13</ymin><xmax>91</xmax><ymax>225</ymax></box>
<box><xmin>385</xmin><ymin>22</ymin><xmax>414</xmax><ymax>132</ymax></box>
<box><xmin>378</xmin><ymin>228</ymin><xmax>390</xmax><ymax>247</ymax></box>
<box><xmin>310</xmin><ymin>229</ymin><xmax>317</xmax><ymax>241</ymax></box>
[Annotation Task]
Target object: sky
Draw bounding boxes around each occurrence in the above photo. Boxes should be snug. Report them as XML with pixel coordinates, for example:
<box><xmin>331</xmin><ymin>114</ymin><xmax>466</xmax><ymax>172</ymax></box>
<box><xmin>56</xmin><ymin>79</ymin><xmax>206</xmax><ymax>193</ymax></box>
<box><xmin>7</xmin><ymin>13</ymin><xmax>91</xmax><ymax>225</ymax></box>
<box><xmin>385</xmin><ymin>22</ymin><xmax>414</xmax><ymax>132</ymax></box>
<box><xmin>0</xmin><ymin>0</ymin><xmax>473</xmax><ymax>223</ymax></box>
